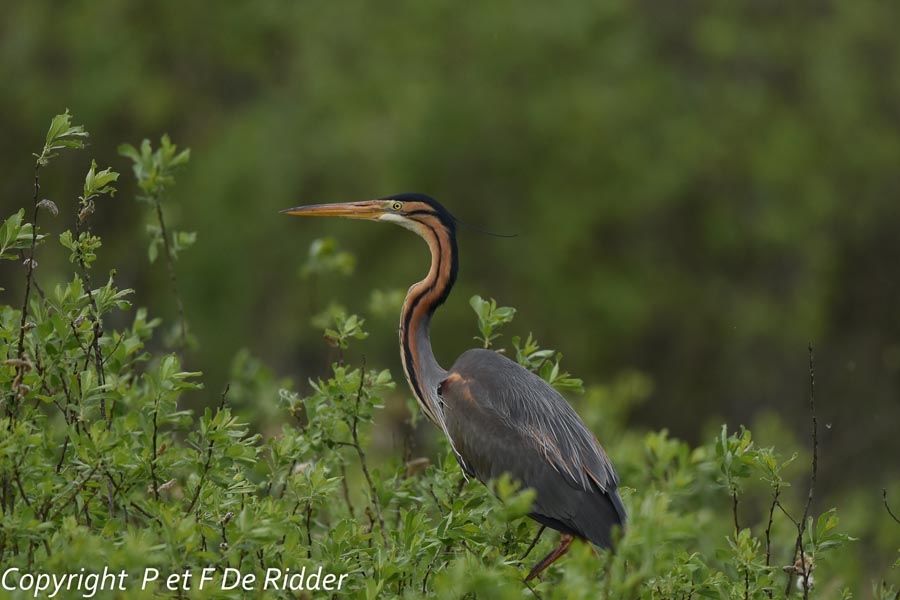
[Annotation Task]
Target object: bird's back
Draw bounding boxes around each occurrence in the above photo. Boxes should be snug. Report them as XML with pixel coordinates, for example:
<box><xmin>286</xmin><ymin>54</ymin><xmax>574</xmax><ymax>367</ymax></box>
<box><xmin>439</xmin><ymin>348</ymin><xmax>626</xmax><ymax>547</ymax></box>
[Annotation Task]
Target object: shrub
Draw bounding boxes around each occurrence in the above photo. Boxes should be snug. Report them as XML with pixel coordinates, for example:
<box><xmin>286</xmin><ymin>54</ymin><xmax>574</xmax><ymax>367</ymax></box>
<box><xmin>0</xmin><ymin>112</ymin><xmax>895</xmax><ymax>599</ymax></box>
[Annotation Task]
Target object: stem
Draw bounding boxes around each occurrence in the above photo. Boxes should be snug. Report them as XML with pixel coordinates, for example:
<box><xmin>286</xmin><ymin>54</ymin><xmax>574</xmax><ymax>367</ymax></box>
<box><xmin>348</xmin><ymin>359</ymin><xmax>389</xmax><ymax>549</ymax></box>
<box><xmin>73</xmin><ymin>205</ymin><xmax>108</xmax><ymax>423</ymax></box>
<box><xmin>3</xmin><ymin>160</ymin><xmax>44</xmax><ymax>534</ymax></box>
<box><xmin>352</xmin><ymin>415</ymin><xmax>388</xmax><ymax>548</ymax></box>
<box><xmin>305</xmin><ymin>502</ymin><xmax>313</xmax><ymax>559</ymax></box>
<box><xmin>185</xmin><ymin>386</ymin><xmax>229</xmax><ymax>514</ymax></box>
<box><xmin>784</xmin><ymin>344</ymin><xmax>818</xmax><ymax>599</ymax></box>
<box><xmin>55</xmin><ymin>436</ymin><xmax>70</xmax><ymax>474</ymax></box>
<box><xmin>884</xmin><ymin>489</ymin><xmax>900</xmax><ymax>526</ymax></box>
<box><xmin>154</xmin><ymin>198</ymin><xmax>186</xmax><ymax>350</ymax></box>
<box><xmin>732</xmin><ymin>490</ymin><xmax>741</xmax><ymax>535</ymax></box>
<box><xmin>522</xmin><ymin>525</ymin><xmax>546</xmax><ymax>560</ymax></box>
<box><xmin>48</xmin><ymin>463</ymin><xmax>100</xmax><ymax>521</ymax></box>
<box><xmin>150</xmin><ymin>395</ymin><xmax>160</xmax><ymax>502</ymax></box>
<box><xmin>10</xmin><ymin>161</ymin><xmax>43</xmax><ymax>421</ymax></box>
<box><xmin>339</xmin><ymin>462</ymin><xmax>355</xmax><ymax>519</ymax></box>
<box><xmin>73</xmin><ymin>200</ymin><xmax>116</xmax><ymax>517</ymax></box>
<box><xmin>764</xmin><ymin>486</ymin><xmax>780</xmax><ymax>599</ymax></box>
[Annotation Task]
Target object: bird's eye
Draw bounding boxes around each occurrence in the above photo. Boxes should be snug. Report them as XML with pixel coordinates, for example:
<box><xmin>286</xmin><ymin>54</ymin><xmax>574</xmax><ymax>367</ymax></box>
<box><xmin>391</xmin><ymin>201</ymin><xmax>403</xmax><ymax>211</ymax></box>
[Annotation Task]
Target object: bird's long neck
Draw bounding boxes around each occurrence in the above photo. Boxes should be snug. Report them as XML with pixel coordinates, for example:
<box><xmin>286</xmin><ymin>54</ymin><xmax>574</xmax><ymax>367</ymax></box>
<box><xmin>399</xmin><ymin>220</ymin><xmax>458</xmax><ymax>426</ymax></box>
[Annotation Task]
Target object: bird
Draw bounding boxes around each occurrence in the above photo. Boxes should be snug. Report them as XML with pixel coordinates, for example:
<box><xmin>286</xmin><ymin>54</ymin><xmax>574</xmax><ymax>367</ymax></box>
<box><xmin>282</xmin><ymin>193</ymin><xmax>625</xmax><ymax>580</ymax></box>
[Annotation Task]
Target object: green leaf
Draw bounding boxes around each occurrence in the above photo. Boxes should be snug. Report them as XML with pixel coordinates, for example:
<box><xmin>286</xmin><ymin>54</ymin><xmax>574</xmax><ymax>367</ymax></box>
<box><xmin>469</xmin><ymin>295</ymin><xmax>516</xmax><ymax>349</ymax></box>
<box><xmin>0</xmin><ymin>210</ymin><xmax>41</xmax><ymax>259</ymax></box>
<box><xmin>82</xmin><ymin>160</ymin><xmax>119</xmax><ymax>202</ymax></box>
<box><xmin>38</xmin><ymin>110</ymin><xmax>88</xmax><ymax>164</ymax></box>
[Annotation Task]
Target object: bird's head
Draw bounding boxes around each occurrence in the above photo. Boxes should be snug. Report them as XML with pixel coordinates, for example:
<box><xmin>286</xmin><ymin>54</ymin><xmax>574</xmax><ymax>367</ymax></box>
<box><xmin>281</xmin><ymin>193</ymin><xmax>457</xmax><ymax>236</ymax></box>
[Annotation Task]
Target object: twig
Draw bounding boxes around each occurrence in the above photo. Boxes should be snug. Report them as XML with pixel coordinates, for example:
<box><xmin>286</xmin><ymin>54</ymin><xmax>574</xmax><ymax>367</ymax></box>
<box><xmin>129</xmin><ymin>501</ymin><xmax>162</xmax><ymax>525</ymax></box>
<box><xmin>427</xmin><ymin>484</ymin><xmax>445</xmax><ymax>517</ymax></box>
<box><xmin>884</xmin><ymin>489</ymin><xmax>900</xmax><ymax>526</ymax></box>
<box><xmin>48</xmin><ymin>463</ymin><xmax>100</xmax><ymax>521</ymax></box>
<box><xmin>764</xmin><ymin>485</ymin><xmax>780</xmax><ymax>599</ymax></box>
<box><xmin>522</xmin><ymin>525</ymin><xmax>546</xmax><ymax>560</ymax></box>
<box><xmin>732</xmin><ymin>491</ymin><xmax>741</xmax><ymax>535</ymax></box>
<box><xmin>305</xmin><ymin>502</ymin><xmax>313</xmax><ymax>559</ymax></box>
<box><xmin>73</xmin><ymin>210</ymin><xmax>108</xmax><ymax>424</ymax></box>
<box><xmin>784</xmin><ymin>344</ymin><xmax>818</xmax><ymax>599</ymax></box>
<box><xmin>421</xmin><ymin>563</ymin><xmax>433</xmax><ymax>595</ymax></box>
<box><xmin>12</xmin><ymin>162</ymin><xmax>43</xmax><ymax>414</ymax></box>
<box><xmin>149</xmin><ymin>394</ymin><xmax>160</xmax><ymax>501</ymax></box>
<box><xmin>347</xmin><ymin>358</ymin><xmax>389</xmax><ymax>549</ymax></box>
<box><xmin>55</xmin><ymin>436</ymin><xmax>70</xmax><ymax>474</ymax></box>
<box><xmin>339</xmin><ymin>462</ymin><xmax>355</xmax><ymax>519</ymax></box>
<box><xmin>524</xmin><ymin>578</ymin><xmax>544</xmax><ymax>600</ymax></box>
<box><xmin>185</xmin><ymin>385</ymin><xmax>229</xmax><ymax>514</ymax></box>
<box><xmin>12</xmin><ymin>468</ymin><xmax>31</xmax><ymax>508</ymax></box>
<box><xmin>153</xmin><ymin>198</ymin><xmax>186</xmax><ymax>350</ymax></box>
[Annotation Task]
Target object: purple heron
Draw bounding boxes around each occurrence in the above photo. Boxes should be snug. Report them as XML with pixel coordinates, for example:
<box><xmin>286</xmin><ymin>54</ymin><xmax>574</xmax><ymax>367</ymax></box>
<box><xmin>282</xmin><ymin>193</ymin><xmax>625</xmax><ymax>580</ymax></box>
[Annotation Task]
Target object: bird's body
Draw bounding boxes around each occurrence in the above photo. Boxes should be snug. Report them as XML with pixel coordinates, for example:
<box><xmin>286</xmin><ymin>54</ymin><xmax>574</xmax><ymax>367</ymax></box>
<box><xmin>443</xmin><ymin>349</ymin><xmax>626</xmax><ymax>548</ymax></box>
<box><xmin>283</xmin><ymin>193</ymin><xmax>625</xmax><ymax>579</ymax></box>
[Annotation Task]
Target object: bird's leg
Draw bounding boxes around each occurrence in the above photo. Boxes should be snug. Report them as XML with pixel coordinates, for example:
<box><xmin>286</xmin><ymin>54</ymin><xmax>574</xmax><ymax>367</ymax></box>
<box><xmin>521</xmin><ymin>525</ymin><xmax>546</xmax><ymax>560</ymax></box>
<box><xmin>524</xmin><ymin>533</ymin><xmax>574</xmax><ymax>581</ymax></box>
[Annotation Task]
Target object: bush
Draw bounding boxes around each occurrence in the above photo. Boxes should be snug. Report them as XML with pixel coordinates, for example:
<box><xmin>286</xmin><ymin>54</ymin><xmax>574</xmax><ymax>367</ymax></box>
<box><xmin>0</xmin><ymin>113</ymin><xmax>896</xmax><ymax>599</ymax></box>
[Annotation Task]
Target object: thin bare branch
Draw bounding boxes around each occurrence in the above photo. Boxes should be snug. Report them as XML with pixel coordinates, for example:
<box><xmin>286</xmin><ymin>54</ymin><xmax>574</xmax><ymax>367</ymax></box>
<box><xmin>884</xmin><ymin>489</ymin><xmax>900</xmax><ymax>526</ymax></box>
<box><xmin>348</xmin><ymin>357</ymin><xmax>389</xmax><ymax>549</ymax></box>
<box><xmin>149</xmin><ymin>394</ymin><xmax>160</xmax><ymax>502</ymax></box>
<box><xmin>154</xmin><ymin>198</ymin><xmax>187</xmax><ymax>350</ymax></box>
<box><xmin>10</xmin><ymin>161</ymin><xmax>44</xmax><ymax>424</ymax></box>
<box><xmin>784</xmin><ymin>344</ymin><xmax>818</xmax><ymax>599</ymax></box>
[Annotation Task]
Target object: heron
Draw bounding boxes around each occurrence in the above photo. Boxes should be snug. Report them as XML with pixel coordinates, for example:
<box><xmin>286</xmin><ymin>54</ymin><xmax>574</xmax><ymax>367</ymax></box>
<box><xmin>282</xmin><ymin>193</ymin><xmax>625</xmax><ymax>580</ymax></box>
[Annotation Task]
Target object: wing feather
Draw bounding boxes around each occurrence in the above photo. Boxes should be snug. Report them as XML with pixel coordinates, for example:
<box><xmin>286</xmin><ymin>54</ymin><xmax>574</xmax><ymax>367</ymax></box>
<box><xmin>438</xmin><ymin>348</ymin><xmax>626</xmax><ymax>543</ymax></box>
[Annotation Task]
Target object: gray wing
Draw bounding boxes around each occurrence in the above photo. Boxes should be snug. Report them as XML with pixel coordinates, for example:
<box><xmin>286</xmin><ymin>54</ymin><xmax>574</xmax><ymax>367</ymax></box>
<box><xmin>438</xmin><ymin>348</ymin><xmax>626</xmax><ymax>546</ymax></box>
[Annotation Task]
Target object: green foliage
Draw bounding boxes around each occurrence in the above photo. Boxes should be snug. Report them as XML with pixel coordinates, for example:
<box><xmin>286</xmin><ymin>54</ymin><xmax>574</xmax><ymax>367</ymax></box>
<box><xmin>35</xmin><ymin>109</ymin><xmax>88</xmax><ymax>166</ymax></box>
<box><xmin>0</xmin><ymin>210</ymin><xmax>41</xmax><ymax>262</ymax></box>
<box><xmin>368</xmin><ymin>288</ymin><xmax>405</xmax><ymax>318</ymax></box>
<box><xmin>144</xmin><ymin>224</ymin><xmax>197</xmax><ymax>264</ymax></box>
<box><xmin>469</xmin><ymin>295</ymin><xmax>516</xmax><ymax>349</ymax></box>
<box><xmin>0</xmin><ymin>113</ymin><xmax>895</xmax><ymax>599</ymax></box>
<box><xmin>3</xmin><ymin>14</ymin><xmax>900</xmax><ymax>589</ymax></box>
<box><xmin>119</xmin><ymin>135</ymin><xmax>190</xmax><ymax>199</ymax></box>
<box><xmin>120</xmin><ymin>136</ymin><xmax>194</xmax><ymax>265</ymax></box>
<box><xmin>716</xmin><ymin>424</ymin><xmax>756</xmax><ymax>497</ymax></box>
<box><xmin>512</xmin><ymin>332</ymin><xmax>584</xmax><ymax>393</ymax></box>
<box><xmin>301</xmin><ymin>237</ymin><xmax>356</xmax><ymax>279</ymax></box>
<box><xmin>469</xmin><ymin>297</ymin><xmax>584</xmax><ymax>392</ymax></box>
<box><xmin>81</xmin><ymin>160</ymin><xmax>119</xmax><ymax>204</ymax></box>
<box><xmin>313</xmin><ymin>308</ymin><xmax>370</xmax><ymax>351</ymax></box>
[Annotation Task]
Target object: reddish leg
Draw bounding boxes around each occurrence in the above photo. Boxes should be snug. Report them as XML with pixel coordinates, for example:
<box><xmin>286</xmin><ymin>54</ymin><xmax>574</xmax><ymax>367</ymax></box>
<box><xmin>525</xmin><ymin>533</ymin><xmax>574</xmax><ymax>581</ymax></box>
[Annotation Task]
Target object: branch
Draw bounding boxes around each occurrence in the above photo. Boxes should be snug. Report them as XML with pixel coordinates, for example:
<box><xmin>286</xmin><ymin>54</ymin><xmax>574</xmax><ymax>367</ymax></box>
<box><xmin>784</xmin><ymin>344</ymin><xmax>818</xmax><ymax>599</ymax></box>
<box><xmin>185</xmin><ymin>385</ymin><xmax>229</xmax><ymax>514</ymax></box>
<box><xmin>732</xmin><ymin>490</ymin><xmax>741</xmax><ymax>536</ymax></box>
<box><xmin>883</xmin><ymin>489</ymin><xmax>900</xmax><ymax>526</ymax></box>
<box><xmin>149</xmin><ymin>394</ymin><xmax>160</xmax><ymax>502</ymax></box>
<box><xmin>70</xmin><ymin>211</ymin><xmax>118</xmax><ymax>518</ymax></box>
<box><xmin>347</xmin><ymin>358</ymin><xmax>389</xmax><ymax>549</ymax></box>
<box><xmin>154</xmin><ymin>198</ymin><xmax>187</xmax><ymax>350</ymax></box>
<box><xmin>73</xmin><ymin>210</ymin><xmax>108</xmax><ymax>423</ymax></box>
<box><xmin>764</xmin><ymin>486</ymin><xmax>780</xmax><ymax>578</ymax></box>
<box><xmin>339</xmin><ymin>462</ymin><xmax>355</xmax><ymax>519</ymax></box>
<box><xmin>48</xmin><ymin>463</ymin><xmax>100</xmax><ymax>521</ymax></box>
<box><xmin>521</xmin><ymin>525</ymin><xmax>546</xmax><ymax>560</ymax></box>
<box><xmin>11</xmin><ymin>161</ymin><xmax>43</xmax><ymax>421</ymax></box>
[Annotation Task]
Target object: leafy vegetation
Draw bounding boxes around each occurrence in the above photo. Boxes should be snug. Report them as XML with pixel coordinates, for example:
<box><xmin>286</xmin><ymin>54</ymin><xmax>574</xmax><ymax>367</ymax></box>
<box><xmin>4</xmin><ymin>7</ymin><xmax>900</xmax><ymax>595</ymax></box>
<box><xmin>1</xmin><ymin>113</ymin><xmax>897</xmax><ymax>598</ymax></box>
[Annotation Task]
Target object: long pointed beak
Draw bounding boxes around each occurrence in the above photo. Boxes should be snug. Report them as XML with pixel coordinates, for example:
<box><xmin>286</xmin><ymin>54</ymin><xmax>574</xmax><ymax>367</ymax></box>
<box><xmin>280</xmin><ymin>200</ymin><xmax>385</xmax><ymax>220</ymax></box>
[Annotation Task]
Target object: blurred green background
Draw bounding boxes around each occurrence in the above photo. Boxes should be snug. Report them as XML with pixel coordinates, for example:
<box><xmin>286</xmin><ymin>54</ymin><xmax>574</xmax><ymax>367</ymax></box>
<box><xmin>1</xmin><ymin>0</ymin><xmax>899</xmax><ymax>585</ymax></box>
